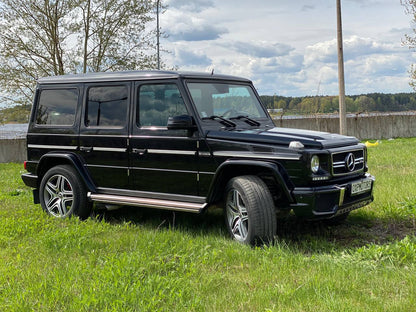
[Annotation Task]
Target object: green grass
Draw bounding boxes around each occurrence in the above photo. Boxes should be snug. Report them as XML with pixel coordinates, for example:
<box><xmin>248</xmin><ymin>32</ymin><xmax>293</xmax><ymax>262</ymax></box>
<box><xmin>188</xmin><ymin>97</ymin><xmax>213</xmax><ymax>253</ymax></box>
<box><xmin>1</xmin><ymin>139</ymin><xmax>416</xmax><ymax>311</ymax></box>
<box><xmin>366</xmin><ymin>138</ymin><xmax>416</xmax><ymax>221</ymax></box>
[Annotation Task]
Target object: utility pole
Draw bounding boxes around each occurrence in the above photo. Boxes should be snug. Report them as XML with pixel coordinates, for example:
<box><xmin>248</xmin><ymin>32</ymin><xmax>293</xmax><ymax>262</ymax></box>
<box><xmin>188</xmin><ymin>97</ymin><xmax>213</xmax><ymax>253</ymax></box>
<box><xmin>156</xmin><ymin>0</ymin><xmax>160</xmax><ymax>70</ymax></box>
<box><xmin>337</xmin><ymin>0</ymin><xmax>347</xmax><ymax>135</ymax></box>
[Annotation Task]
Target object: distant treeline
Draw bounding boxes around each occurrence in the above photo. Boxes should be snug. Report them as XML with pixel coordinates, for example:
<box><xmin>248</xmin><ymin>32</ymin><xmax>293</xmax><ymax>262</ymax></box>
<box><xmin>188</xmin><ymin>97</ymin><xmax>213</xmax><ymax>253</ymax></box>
<box><xmin>0</xmin><ymin>104</ymin><xmax>31</xmax><ymax>124</ymax></box>
<box><xmin>260</xmin><ymin>93</ymin><xmax>416</xmax><ymax>114</ymax></box>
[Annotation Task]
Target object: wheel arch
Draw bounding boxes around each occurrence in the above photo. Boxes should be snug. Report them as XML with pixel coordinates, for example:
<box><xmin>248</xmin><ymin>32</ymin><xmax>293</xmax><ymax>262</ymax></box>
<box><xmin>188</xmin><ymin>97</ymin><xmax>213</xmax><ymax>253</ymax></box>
<box><xmin>36</xmin><ymin>152</ymin><xmax>97</xmax><ymax>193</ymax></box>
<box><xmin>206</xmin><ymin>159</ymin><xmax>294</xmax><ymax>206</ymax></box>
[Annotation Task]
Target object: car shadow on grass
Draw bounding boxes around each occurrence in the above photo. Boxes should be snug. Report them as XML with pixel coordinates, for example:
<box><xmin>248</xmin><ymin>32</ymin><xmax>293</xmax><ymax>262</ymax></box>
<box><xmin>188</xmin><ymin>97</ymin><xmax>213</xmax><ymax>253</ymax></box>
<box><xmin>92</xmin><ymin>204</ymin><xmax>416</xmax><ymax>252</ymax></box>
<box><xmin>92</xmin><ymin>204</ymin><xmax>226</xmax><ymax>235</ymax></box>
<box><xmin>275</xmin><ymin>213</ymin><xmax>415</xmax><ymax>250</ymax></box>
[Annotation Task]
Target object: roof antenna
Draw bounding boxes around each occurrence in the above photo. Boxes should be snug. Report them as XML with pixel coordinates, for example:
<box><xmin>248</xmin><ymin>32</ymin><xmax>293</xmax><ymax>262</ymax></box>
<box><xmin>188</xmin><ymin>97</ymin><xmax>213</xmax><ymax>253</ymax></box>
<box><xmin>211</xmin><ymin>68</ymin><xmax>214</xmax><ymax>75</ymax></box>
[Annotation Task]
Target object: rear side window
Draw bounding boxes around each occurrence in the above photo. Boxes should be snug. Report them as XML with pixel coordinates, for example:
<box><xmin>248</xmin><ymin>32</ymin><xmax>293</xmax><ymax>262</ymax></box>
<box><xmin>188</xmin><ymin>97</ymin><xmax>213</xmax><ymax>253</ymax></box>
<box><xmin>86</xmin><ymin>86</ymin><xmax>128</xmax><ymax>127</ymax></box>
<box><xmin>35</xmin><ymin>89</ymin><xmax>78</xmax><ymax>125</ymax></box>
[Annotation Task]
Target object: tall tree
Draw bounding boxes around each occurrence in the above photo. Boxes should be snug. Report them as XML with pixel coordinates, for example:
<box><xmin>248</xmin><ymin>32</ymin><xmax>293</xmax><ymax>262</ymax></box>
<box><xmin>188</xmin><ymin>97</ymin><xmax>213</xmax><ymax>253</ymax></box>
<box><xmin>0</xmin><ymin>0</ymin><xmax>162</xmax><ymax>105</ymax></box>
<box><xmin>77</xmin><ymin>0</ymin><xmax>158</xmax><ymax>73</ymax></box>
<box><xmin>401</xmin><ymin>0</ymin><xmax>416</xmax><ymax>90</ymax></box>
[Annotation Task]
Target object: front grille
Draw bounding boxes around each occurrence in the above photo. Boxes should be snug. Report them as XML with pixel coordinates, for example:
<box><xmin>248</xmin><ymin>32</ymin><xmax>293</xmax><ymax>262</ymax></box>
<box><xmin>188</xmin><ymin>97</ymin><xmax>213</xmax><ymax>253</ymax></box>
<box><xmin>331</xmin><ymin>149</ymin><xmax>365</xmax><ymax>176</ymax></box>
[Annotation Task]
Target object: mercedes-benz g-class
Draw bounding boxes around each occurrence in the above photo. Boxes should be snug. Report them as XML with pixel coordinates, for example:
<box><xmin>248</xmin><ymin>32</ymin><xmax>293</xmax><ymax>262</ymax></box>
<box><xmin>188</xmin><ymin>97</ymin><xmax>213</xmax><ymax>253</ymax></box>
<box><xmin>22</xmin><ymin>71</ymin><xmax>374</xmax><ymax>244</ymax></box>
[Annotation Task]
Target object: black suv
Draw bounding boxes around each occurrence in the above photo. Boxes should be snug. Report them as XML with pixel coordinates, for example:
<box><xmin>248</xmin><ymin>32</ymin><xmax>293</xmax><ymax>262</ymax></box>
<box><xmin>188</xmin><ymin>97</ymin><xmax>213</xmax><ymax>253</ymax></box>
<box><xmin>22</xmin><ymin>71</ymin><xmax>374</xmax><ymax>244</ymax></box>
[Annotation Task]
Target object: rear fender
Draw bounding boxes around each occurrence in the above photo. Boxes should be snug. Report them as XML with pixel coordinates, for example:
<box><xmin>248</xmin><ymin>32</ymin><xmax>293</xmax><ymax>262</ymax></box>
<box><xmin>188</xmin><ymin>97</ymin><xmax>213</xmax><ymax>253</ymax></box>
<box><xmin>37</xmin><ymin>152</ymin><xmax>96</xmax><ymax>192</ymax></box>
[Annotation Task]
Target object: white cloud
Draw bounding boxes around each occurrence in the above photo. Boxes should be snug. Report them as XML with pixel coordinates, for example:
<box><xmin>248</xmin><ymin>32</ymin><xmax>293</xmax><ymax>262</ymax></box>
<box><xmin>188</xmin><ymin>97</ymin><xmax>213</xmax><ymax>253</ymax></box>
<box><xmin>163</xmin><ymin>9</ymin><xmax>227</xmax><ymax>41</ymax></box>
<box><xmin>360</xmin><ymin>54</ymin><xmax>408</xmax><ymax>76</ymax></box>
<box><xmin>166</xmin><ymin>0</ymin><xmax>214</xmax><ymax>13</ymax></box>
<box><xmin>227</xmin><ymin>41</ymin><xmax>294</xmax><ymax>58</ymax></box>
<box><xmin>159</xmin><ymin>0</ymin><xmax>414</xmax><ymax>96</ymax></box>
<box><xmin>173</xmin><ymin>47</ymin><xmax>212</xmax><ymax>66</ymax></box>
<box><xmin>304</xmin><ymin>39</ymin><xmax>338</xmax><ymax>66</ymax></box>
<box><xmin>169</xmin><ymin>24</ymin><xmax>227</xmax><ymax>41</ymax></box>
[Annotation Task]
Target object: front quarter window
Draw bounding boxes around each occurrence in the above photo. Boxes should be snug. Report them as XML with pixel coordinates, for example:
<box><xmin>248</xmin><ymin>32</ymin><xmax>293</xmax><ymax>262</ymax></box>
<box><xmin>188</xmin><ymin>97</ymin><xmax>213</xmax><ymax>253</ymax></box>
<box><xmin>186</xmin><ymin>82</ymin><xmax>267</xmax><ymax>120</ymax></box>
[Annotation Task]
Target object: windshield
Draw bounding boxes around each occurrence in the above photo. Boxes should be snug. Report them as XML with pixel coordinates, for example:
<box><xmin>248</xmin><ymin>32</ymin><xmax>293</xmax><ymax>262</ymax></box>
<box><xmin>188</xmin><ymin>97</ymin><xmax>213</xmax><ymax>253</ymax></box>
<box><xmin>186</xmin><ymin>82</ymin><xmax>268</xmax><ymax>120</ymax></box>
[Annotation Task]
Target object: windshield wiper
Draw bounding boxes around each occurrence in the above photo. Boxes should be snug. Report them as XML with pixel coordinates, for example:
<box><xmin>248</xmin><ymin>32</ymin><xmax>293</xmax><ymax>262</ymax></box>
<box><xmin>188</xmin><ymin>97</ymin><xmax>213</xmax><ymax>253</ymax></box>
<box><xmin>230</xmin><ymin>115</ymin><xmax>261</xmax><ymax>127</ymax></box>
<box><xmin>201</xmin><ymin>115</ymin><xmax>236</xmax><ymax>128</ymax></box>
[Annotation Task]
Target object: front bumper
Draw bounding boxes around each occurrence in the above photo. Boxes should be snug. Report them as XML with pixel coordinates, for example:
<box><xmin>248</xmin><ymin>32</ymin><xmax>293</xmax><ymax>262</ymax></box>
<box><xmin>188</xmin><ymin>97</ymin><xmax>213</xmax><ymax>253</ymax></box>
<box><xmin>290</xmin><ymin>173</ymin><xmax>375</xmax><ymax>219</ymax></box>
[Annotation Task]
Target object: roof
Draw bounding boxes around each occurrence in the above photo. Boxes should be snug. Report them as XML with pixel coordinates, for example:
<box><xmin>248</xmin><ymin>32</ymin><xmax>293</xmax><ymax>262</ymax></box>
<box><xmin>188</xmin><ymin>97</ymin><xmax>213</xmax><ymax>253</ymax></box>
<box><xmin>37</xmin><ymin>70</ymin><xmax>252</xmax><ymax>84</ymax></box>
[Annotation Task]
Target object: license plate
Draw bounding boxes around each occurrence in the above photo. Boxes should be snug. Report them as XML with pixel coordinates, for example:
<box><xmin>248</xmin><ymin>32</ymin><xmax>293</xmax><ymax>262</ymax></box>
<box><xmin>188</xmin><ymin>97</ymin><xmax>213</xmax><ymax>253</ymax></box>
<box><xmin>351</xmin><ymin>180</ymin><xmax>372</xmax><ymax>195</ymax></box>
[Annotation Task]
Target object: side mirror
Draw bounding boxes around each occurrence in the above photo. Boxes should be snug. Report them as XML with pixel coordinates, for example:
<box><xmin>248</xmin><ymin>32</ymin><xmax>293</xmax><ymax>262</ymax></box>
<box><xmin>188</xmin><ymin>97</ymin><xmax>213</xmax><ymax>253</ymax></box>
<box><xmin>167</xmin><ymin>115</ymin><xmax>197</xmax><ymax>130</ymax></box>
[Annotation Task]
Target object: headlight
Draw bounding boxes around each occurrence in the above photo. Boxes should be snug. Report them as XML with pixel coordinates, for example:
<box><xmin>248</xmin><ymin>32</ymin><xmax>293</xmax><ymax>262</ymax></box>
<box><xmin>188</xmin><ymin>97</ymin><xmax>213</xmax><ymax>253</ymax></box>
<box><xmin>311</xmin><ymin>155</ymin><xmax>320</xmax><ymax>173</ymax></box>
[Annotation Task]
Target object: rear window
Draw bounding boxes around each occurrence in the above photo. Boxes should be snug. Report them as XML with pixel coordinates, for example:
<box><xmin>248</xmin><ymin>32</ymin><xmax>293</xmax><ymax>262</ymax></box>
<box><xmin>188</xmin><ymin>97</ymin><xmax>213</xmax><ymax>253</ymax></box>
<box><xmin>35</xmin><ymin>89</ymin><xmax>78</xmax><ymax>125</ymax></box>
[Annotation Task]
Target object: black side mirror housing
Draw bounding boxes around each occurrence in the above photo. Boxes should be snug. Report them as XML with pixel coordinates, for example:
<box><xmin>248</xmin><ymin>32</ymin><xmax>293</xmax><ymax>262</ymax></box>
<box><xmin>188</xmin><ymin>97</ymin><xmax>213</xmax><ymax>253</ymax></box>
<box><xmin>167</xmin><ymin>115</ymin><xmax>197</xmax><ymax>130</ymax></box>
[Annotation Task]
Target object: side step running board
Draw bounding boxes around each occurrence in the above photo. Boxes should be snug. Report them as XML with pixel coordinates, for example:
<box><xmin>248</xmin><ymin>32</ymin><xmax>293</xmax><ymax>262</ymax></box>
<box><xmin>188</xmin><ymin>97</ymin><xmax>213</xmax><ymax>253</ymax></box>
<box><xmin>87</xmin><ymin>192</ymin><xmax>207</xmax><ymax>213</ymax></box>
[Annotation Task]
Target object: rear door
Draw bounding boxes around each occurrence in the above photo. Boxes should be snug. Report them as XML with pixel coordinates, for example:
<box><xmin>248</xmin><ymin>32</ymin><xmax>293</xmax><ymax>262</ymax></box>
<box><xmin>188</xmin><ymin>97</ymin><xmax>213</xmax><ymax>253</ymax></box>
<box><xmin>79</xmin><ymin>83</ymin><xmax>130</xmax><ymax>190</ymax></box>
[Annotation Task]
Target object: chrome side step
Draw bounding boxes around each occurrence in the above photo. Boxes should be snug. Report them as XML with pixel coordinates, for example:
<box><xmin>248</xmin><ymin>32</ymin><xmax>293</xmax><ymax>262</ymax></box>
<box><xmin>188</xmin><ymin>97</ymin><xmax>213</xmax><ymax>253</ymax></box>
<box><xmin>87</xmin><ymin>192</ymin><xmax>207</xmax><ymax>213</ymax></box>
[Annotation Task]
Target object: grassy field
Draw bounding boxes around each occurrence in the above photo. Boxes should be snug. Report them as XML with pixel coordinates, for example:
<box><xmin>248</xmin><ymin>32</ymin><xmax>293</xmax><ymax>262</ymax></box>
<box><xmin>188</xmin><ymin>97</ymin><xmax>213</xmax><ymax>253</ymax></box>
<box><xmin>1</xmin><ymin>138</ymin><xmax>416</xmax><ymax>311</ymax></box>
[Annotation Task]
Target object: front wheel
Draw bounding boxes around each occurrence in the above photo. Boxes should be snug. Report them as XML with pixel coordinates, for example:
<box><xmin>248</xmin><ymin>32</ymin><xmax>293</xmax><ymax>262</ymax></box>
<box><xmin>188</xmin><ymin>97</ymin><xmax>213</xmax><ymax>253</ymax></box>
<box><xmin>224</xmin><ymin>176</ymin><xmax>277</xmax><ymax>245</ymax></box>
<box><xmin>39</xmin><ymin>165</ymin><xmax>92</xmax><ymax>219</ymax></box>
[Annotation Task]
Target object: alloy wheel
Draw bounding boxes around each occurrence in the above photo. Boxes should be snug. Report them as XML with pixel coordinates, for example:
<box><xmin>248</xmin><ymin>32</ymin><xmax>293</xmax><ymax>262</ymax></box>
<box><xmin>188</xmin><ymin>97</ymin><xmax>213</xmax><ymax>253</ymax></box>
<box><xmin>43</xmin><ymin>174</ymin><xmax>74</xmax><ymax>217</ymax></box>
<box><xmin>226</xmin><ymin>189</ymin><xmax>249</xmax><ymax>242</ymax></box>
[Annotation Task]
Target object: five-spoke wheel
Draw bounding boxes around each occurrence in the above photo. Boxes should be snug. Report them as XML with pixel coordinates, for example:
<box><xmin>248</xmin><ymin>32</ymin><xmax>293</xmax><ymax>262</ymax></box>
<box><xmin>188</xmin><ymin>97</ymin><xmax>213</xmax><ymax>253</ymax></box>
<box><xmin>225</xmin><ymin>175</ymin><xmax>277</xmax><ymax>245</ymax></box>
<box><xmin>226</xmin><ymin>188</ymin><xmax>249</xmax><ymax>242</ymax></box>
<box><xmin>39</xmin><ymin>165</ymin><xmax>91</xmax><ymax>219</ymax></box>
<box><xmin>43</xmin><ymin>173</ymin><xmax>74</xmax><ymax>217</ymax></box>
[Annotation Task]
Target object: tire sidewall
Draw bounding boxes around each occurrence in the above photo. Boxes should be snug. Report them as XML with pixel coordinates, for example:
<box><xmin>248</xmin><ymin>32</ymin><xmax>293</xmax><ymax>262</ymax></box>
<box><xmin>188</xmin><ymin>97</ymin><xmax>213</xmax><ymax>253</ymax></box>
<box><xmin>224</xmin><ymin>178</ymin><xmax>256</xmax><ymax>244</ymax></box>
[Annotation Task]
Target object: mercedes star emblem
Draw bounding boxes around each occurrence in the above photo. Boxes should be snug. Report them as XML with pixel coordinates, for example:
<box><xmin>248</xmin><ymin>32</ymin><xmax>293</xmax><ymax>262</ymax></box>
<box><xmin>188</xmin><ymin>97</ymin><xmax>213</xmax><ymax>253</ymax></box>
<box><xmin>345</xmin><ymin>153</ymin><xmax>356</xmax><ymax>172</ymax></box>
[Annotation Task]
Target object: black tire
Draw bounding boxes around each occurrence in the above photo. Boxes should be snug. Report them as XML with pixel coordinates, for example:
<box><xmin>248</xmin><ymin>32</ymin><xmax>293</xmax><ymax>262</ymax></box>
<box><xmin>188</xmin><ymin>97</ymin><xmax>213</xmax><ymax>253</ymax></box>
<box><xmin>39</xmin><ymin>165</ymin><xmax>92</xmax><ymax>219</ymax></box>
<box><xmin>224</xmin><ymin>175</ymin><xmax>277</xmax><ymax>245</ymax></box>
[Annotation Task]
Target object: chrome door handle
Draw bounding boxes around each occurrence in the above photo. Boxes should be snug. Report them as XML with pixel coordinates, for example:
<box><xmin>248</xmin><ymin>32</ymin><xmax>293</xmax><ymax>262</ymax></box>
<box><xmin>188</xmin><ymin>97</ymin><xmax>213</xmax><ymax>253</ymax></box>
<box><xmin>80</xmin><ymin>146</ymin><xmax>93</xmax><ymax>152</ymax></box>
<box><xmin>132</xmin><ymin>148</ymin><xmax>147</xmax><ymax>155</ymax></box>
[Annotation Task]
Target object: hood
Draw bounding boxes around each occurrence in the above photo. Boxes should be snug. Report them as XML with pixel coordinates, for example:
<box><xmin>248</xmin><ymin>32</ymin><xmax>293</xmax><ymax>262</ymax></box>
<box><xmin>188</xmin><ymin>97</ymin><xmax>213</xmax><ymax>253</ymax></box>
<box><xmin>206</xmin><ymin>126</ymin><xmax>359</xmax><ymax>149</ymax></box>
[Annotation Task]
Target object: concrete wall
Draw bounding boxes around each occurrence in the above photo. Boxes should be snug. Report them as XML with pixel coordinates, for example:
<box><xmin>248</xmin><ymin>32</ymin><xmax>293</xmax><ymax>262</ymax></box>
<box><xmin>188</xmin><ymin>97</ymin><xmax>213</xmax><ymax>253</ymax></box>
<box><xmin>1</xmin><ymin>113</ymin><xmax>415</xmax><ymax>163</ymax></box>
<box><xmin>0</xmin><ymin>138</ymin><xmax>26</xmax><ymax>163</ymax></box>
<box><xmin>273</xmin><ymin>113</ymin><xmax>416</xmax><ymax>140</ymax></box>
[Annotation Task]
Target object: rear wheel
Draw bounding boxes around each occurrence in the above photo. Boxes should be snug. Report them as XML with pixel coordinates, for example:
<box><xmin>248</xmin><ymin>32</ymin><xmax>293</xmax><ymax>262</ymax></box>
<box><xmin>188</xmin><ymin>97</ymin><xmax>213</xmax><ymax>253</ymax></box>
<box><xmin>39</xmin><ymin>165</ymin><xmax>92</xmax><ymax>219</ymax></box>
<box><xmin>224</xmin><ymin>176</ymin><xmax>277</xmax><ymax>245</ymax></box>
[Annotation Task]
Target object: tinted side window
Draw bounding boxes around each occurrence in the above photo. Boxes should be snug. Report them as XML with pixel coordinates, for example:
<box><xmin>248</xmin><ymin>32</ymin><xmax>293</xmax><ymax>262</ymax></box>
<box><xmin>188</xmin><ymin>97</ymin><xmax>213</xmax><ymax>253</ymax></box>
<box><xmin>36</xmin><ymin>89</ymin><xmax>78</xmax><ymax>125</ymax></box>
<box><xmin>138</xmin><ymin>84</ymin><xmax>187</xmax><ymax>127</ymax></box>
<box><xmin>86</xmin><ymin>86</ymin><xmax>128</xmax><ymax>127</ymax></box>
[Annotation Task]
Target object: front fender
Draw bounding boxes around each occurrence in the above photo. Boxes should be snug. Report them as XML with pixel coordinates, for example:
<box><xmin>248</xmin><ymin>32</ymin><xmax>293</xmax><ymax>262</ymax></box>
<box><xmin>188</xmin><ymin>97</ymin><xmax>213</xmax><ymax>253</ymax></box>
<box><xmin>206</xmin><ymin>159</ymin><xmax>294</xmax><ymax>204</ymax></box>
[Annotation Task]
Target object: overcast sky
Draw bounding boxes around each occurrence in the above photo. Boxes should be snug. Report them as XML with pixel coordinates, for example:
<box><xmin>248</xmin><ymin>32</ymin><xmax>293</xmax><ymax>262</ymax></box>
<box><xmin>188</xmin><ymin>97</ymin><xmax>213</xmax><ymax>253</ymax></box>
<box><xmin>159</xmin><ymin>0</ymin><xmax>416</xmax><ymax>96</ymax></box>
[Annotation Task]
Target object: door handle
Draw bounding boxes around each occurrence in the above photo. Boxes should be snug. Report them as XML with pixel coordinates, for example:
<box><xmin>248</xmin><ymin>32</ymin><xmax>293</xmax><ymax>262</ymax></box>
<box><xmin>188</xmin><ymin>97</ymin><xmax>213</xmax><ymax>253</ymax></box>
<box><xmin>80</xmin><ymin>146</ymin><xmax>93</xmax><ymax>152</ymax></box>
<box><xmin>132</xmin><ymin>148</ymin><xmax>148</xmax><ymax>156</ymax></box>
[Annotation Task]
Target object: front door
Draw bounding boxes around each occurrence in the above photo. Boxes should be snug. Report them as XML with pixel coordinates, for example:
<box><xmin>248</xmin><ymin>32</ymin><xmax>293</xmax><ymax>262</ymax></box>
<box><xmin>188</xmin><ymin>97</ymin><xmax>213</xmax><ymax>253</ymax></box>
<box><xmin>130</xmin><ymin>81</ymin><xmax>199</xmax><ymax>196</ymax></box>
